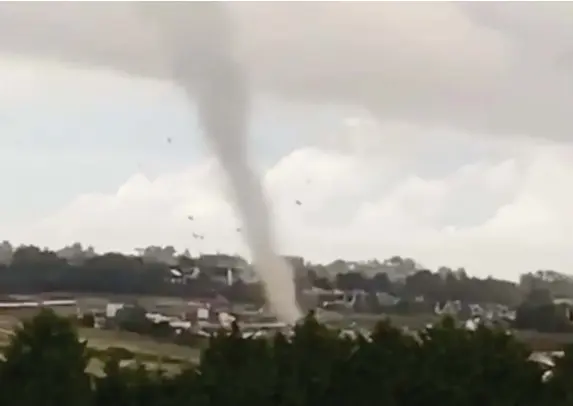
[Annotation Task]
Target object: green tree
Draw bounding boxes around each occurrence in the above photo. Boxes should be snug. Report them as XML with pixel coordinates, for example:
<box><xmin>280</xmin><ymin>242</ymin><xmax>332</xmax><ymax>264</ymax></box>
<box><xmin>199</xmin><ymin>321</ymin><xmax>274</xmax><ymax>406</ymax></box>
<box><xmin>3</xmin><ymin>306</ymin><xmax>573</xmax><ymax>406</ymax></box>
<box><xmin>0</xmin><ymin>308</ymin><xmax>92</xmax><ymax>406</ymax></box>
<box><xmin>515</xmin><ymin>288</ymin><xmax>572</xmax><ymax>332</ymax></box>
<box><xmin>546</xmin><ymin>344</ymin><xmax>573</xmax><ymax>404</ymax></box>
<box><xmin>326</xmin><ymin>318</ymin><xmax>417</xmax><ymax>406</ymax></box>
<box><xmin>93</xmin><ymin>358</ymin><xmax>132</xmax><ymax>406</ymax></box>
<box><xmin>407</xmin><ymin>317</ymin><xmax>545</xmax><ymax>406</ymax></box>
<box><xmin>272</xmin><ymin>311</ymin><xmax>351</xmax><ymax>406</ymax></box>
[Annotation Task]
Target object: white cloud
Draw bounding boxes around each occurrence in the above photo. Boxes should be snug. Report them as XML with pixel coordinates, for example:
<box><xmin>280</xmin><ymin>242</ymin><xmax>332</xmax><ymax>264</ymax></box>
<box><xmin>11</xmin><ymin>127</ymin><xmax>573</xmax><ymax>281</ymax></box>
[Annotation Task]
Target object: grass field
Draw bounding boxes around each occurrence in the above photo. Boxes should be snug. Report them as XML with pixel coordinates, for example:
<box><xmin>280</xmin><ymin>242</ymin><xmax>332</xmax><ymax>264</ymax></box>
<box><xmin>85</xmin><ymin>358</ymin><xmax>185</xmax><ymax>377</ymax></box>
<box><xmin>1</xmin><ymin>294</ymin><xmax>573</xmax><ymax>365</ymax></box>
<box><xmin>318</xmin><ymin>310</ymin><xmax>440</xmax><ymax>330</ymax></box>
<box><xmin>0</xmin><ymin>317</ymin><xmax>196</xmax><ymax>376</ymax></box>
<box><xmin>78</xmin><ymin>327</ymin><xmax>200</xmax><ymax>363</ymax></box>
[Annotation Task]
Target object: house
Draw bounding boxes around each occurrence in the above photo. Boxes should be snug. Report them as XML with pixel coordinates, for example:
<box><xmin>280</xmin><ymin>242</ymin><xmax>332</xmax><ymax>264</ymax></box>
<box><xmin>166</xmin><ymin>266</ymin><xmax>200</xmax><ymax>284</ymax></box>
<box><xmin>166</xmin><ymin>254</ymin><xmax>249</xmax><ymax>286</ymax></box>
<box><xmin>196</xmin><ymin>254</ymin><xmax>248</xmax><ymax>286</ymax></box>
<box><xmin>375</xmin><ymin>292</ymin><xmax>400</xmax><ymax>307</ymax></box>
<box><xmin>434</xmin><ymin>300</ymin><xmax>462</xmax><ymax>316</ymax></box>
<box><xmin>196</xmin><ymin>254</ymin><xmax>248</xmax><ymax>269</ymax></box>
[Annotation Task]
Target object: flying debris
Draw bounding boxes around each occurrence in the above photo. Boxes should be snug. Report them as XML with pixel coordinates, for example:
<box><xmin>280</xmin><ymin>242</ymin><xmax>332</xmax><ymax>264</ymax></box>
<box><xmin>295</xmin><ymin>200</ymin><xmax>302</xmax><ymax>206</ymax></box>
<box><xmin>192</xmin><ymin>233</ymin><xmax>205</xmax><ymax>240</ymax></box>
<box><xmin>167</xmin><ymin>137</ymin><xmax>172</xmax><ymax>144</ymax></box>
<box><xmin>236</xmin><ymin>227</ymin><xmax>242</xmax><ymax>232</ymax></box>
<box><xmin>188</xmin><ymin>215</ymin><xmax>194</xmax><ymax>221</ymax></box>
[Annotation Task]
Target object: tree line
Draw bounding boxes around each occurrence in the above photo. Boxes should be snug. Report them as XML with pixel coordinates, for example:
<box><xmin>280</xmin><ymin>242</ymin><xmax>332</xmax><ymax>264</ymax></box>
<box><xmin>0</xmin><ymin>242</ymin><xmax>572</xmax><ymax>311</ymax></box>
<box><xmin>2</xmin><ymin>308</ymin><xmax>573</xmax><ymax>406</ymax></box>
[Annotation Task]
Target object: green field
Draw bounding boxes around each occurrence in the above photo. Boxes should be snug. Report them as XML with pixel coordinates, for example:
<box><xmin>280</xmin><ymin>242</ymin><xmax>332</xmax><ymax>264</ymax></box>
<box><xmin>2</xmin><ymin>297</ymin><xmax>573</xmax><ymax>368</ymax></box>
<box><xmin>0</xmin><ymin>314</ymin><xmax>198</xmax><ymax>375</ymax></box>
<box><xmin>78</xmin><ymin>327</ymin><xmax>200</xmax><ymax>363</ymax></box>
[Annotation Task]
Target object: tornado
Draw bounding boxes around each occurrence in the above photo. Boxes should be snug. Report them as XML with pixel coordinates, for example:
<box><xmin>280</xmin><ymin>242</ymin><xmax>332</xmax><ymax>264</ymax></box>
<box><xmin>139</xmin><ymin>3</ymin><xmax>301</xmax><ymax>324</ymax></box>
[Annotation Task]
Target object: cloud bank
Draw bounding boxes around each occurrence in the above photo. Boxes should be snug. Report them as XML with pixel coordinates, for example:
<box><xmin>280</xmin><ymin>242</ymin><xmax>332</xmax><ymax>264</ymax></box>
<box><xmin>12</xmin><ymin>122</ymin><xmax>573</xmax><ymax>281</ymax></box>
<box><xmin>0</xmin><ymin>3</ymin><xmax>572</xmax><ymax>141</ymax></box>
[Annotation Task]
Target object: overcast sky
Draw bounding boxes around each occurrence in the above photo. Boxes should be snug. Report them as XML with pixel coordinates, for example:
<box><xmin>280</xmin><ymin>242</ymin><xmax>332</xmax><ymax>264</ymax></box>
<box><xmin>1</xmin><ymin>2</ymin><xmax>573</xmax><ymax>280</ymax></box>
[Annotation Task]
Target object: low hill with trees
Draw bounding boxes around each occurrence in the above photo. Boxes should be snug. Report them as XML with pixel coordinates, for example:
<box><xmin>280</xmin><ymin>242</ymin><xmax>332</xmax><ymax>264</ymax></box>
<box><xmin>0</xmin><ymin>241</ymin><xmax>538</xmax><ymax>304</ymax></box>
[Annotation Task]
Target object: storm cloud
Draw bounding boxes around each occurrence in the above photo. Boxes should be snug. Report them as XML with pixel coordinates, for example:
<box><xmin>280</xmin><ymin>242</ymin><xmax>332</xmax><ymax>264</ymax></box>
<box><xmin>0</xmin><ymin>2</ymin><xmax>570</xmax><ymax>141</ymax></box>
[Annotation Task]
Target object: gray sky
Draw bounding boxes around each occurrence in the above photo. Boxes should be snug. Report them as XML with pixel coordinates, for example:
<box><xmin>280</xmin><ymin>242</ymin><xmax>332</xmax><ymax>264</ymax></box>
<box><xmin>0</xmin><ymin>2</ymin><xmax>572</xmax><ymax>280</ymax></box>
<box><xmin>0</xmin><ymin>2</ymin><xmax>572</xmax><ymax>140</ymax></box>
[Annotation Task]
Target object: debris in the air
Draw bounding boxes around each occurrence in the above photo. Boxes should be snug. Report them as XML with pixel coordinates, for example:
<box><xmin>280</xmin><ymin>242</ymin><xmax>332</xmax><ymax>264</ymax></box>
<box><xmin>167</xmin><ymin>137</ymin><xmax>172</xmax><ymax>143</ymax></box>
<box><xmin>236</xmin><ymin>227</ymin><xmax>241</xmax><ymax>232</ymax></box>
<box><xmin>295</xmin><ymin>200</ymin><xmax>302</xmax><ymax>206</ymax></box>
<box><xmin>188</xmin><ymin>215</ymin><xmax>194</xmax><ymax>221</ymax></box>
